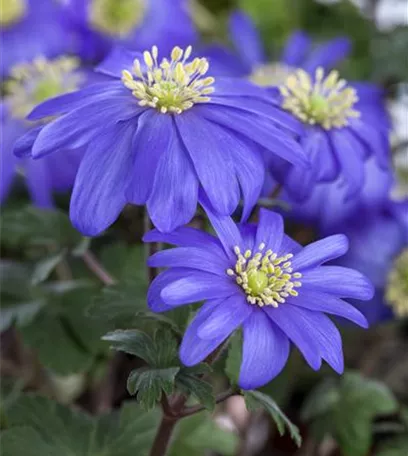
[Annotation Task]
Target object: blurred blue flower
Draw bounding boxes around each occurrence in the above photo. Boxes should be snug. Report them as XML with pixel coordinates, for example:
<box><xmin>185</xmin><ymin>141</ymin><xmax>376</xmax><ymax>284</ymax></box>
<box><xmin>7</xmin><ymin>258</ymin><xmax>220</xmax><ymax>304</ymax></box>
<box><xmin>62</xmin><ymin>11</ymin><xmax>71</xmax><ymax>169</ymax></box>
<box><xmin>144</xmin><ymin>205</ymin><xmax>372</xmax><ymax>389</ymax></box>
<box><xmin>336</xmin><ymin>200</ymin><xmax>408</xmax><ymax>324</ymax></box>
<box><xmin>1</xmin><ymin>0</ymin><xmax>70</xmax><ymax>78</ymax></box>
<box><xmin>19</xmin><ymin>46</ymin><xmax>308</xmax><ymax>235</ymax></box>
<box><xmin>1</xmin><ymin>57</ymin><xmax>94</xmax><ymax>208</ymax></box>
<box><xmin>204</xmin><ymin>10</ymin><xmax>351</xmax><ymax>80</ymax></box>
<box><xmin>64</xmin><ymin>0</ymin><xmax>197</xmax><ymax>62</ymax></box>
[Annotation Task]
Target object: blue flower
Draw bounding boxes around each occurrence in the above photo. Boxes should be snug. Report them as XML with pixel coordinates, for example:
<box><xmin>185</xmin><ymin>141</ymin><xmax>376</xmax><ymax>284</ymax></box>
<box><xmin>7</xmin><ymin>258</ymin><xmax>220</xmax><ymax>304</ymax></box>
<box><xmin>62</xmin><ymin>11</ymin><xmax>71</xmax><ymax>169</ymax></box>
<box><xmin>204</xmin><ymin>10</ymin><xmax>351</xmax><ymax>80</ymax></box>
<box><xmin>336</xmin><ymin>200</ymin><xmax>408</xmax><ymax>324</ymax></box>
<box><xmin>1</xmin><ymin>56</ymin><xmax>95</xmax><ymax>208</ymax></box>
<box><xmin>284</xmin><ymin>156</ymin><xmax>394</xmax><ymax>233</ymax></box>
<box><xmin>1</xmin><ymin>0</ymin><xmax>70</xmax><ymax>78</ymax></box>
<box><xmin>19</xmin><ymin>46</ymin><xmax>307</xmax><ymax>235</ymax></box>
<box><xmin>144</xmin><ymin>205</ymin><xmax>372</xmax><ymax>390</ymax></box>
<box><xmin>64</xmin><ymin>0</ymin><xmax>197</xmax><ymax>62</ymax></box>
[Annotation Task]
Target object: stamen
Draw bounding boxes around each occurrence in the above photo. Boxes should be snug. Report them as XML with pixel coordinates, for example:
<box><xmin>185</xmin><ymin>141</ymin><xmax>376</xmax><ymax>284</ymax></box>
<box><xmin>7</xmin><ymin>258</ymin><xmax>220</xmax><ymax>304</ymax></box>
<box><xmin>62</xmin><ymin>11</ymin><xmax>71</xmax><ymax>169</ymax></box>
<box><xmin>227</xmin><ymin>244</ymin><xmax>302</xmax><ymax>308</ymax></box>
<box><xmin>89</xmin><ymin>0</ymin><xmax>146</xmax><ymax>37</ymax></box>
<box><xmin>0</xmin><ymin>0</ymin><xmax>26</xmax><ymax>26</ymax></box>
<box><xmin>121</xmin><ymin>46</ymin><xmax>215</xmax><ymax>114</ymax></box>
<box><xmin>5</xmin><ymin>56</ymin><xmax>82</xmax><ymax>120</ymax></box>
<box><xmin>279</xmin><ymin>67</ymin><xmax>360</xmax><ymax>130</ymax></box>
<box><xmin>249</xmin><ymin>62</ymin><xmax>294</xmax><ymax>87</ymax></box>
<box><xmin>386</xmin><ymin>249</ymin><xmax>408</xmax><ymax>318</ymax></box>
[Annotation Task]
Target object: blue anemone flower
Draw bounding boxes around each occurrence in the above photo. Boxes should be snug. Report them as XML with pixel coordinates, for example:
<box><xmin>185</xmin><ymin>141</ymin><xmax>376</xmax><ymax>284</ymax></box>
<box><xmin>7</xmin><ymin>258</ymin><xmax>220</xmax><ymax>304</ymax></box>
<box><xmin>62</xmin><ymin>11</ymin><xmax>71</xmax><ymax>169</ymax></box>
<box><xmin>144</xmin><ymin>206</ymin><xmax>372</xmax><ymax>390</ymax></box>
<box><xmin>64</xmin><ymin>0</ymin><xmax>197</xmax><ymax>62</ymax></box>
<box><xmin>1</xmin><ymin>0</ymin><xmax>70</xmax><ymax>78</ymax></box>
<box><xmin>1</xmin><ymin>56</ymin><xmax>95</xmax><ymax>207</ymax></box>
<box><xmin>18</xmin><ymin>45</ymin><xmax>308</xmax><ymax>235</ymax></box>
<box><xmin>204</xmin><ymin>10</ymin><xmax>351</xmax><ymax>80</ymax></box>
<box><xmin>336</xmin><ymin>200</ymin><xmax>408</xmax><ymax>324</ymax></box>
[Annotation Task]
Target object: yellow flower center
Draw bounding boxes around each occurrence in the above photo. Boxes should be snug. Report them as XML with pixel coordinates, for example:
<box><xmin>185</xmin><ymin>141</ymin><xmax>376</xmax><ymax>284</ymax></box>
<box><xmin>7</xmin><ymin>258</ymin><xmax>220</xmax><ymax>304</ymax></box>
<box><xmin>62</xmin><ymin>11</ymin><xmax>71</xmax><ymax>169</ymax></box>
<box><xmin>227</xmin><ymin>244</ymin><xmax>302</xmax><ymax>308</ymax></box>
<box><xmin>386</xmin><ymin>249</ymin><xmax>408</xmax><ymax>318</ymax></box>
<box><xmin>5</xmin><ymin>56</ymin><xmax>83</xmax><ymax>120</ymax></box>
<box><xmin>249</xmin><ymin>62</ymin><xmax>294</xmax><ymax>87</ymax></box>
<box><xmin>122</xmin><ymin>46</ymin><xmax>215</xmax><ymax>114</ymax></box>
<box><xmin>280</xmin><ymin>67</ymin><xmax>360</xmax><ymax>130</ymax></box>
<box><xmin>0</xmin><ymin>0</ymin><xmax>26</xmax><ymax>26</ymax></box>
<box><xmin>89</xmin><ymin>0</ymin><xmax>146</xmax><ymax>37</ymax></box>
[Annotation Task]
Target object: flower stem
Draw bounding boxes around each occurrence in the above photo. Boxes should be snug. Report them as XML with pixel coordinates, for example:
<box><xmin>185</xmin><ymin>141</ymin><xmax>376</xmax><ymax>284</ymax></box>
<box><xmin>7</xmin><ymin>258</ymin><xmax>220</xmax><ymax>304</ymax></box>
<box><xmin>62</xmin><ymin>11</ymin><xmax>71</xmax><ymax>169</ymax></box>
<box><xmin>82</xmin><ymin>251</ymin><xmax>116</xmax><ymax>286</ymax></box>
<box><xmin>149</xmin><ymin>415</ymin><xmax>178</xmax><ymax>456</ymax></box>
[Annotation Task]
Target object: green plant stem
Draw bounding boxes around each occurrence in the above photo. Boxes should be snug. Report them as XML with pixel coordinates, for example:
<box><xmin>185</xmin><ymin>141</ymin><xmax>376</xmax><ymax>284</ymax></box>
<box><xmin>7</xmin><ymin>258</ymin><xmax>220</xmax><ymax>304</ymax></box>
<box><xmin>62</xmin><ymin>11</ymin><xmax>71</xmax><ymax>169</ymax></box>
<box><xmin>180</xmin><ymin>388</ymin><xmax>237</xmax><ymax>417</ymax></box>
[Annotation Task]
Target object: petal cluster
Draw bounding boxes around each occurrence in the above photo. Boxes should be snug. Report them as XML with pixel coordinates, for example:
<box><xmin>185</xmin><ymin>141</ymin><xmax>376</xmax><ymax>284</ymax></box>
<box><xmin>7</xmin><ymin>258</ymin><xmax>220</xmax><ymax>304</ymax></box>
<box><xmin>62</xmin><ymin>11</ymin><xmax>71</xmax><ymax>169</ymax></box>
<box><xmin>145</xmin><ymin>207</ymin><xmax>373</xmax><ymax>389</ymax></box>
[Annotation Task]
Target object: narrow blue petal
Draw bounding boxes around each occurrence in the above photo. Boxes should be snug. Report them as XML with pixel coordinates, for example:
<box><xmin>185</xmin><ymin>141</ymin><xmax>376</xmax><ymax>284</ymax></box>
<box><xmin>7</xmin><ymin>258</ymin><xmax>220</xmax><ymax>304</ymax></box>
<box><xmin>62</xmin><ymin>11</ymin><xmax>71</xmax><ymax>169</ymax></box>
<box><xmin>291</xmin><ymin>234</ymin><xmax>349</xmax><ymax>271</ymax></box>
<box><xmin>70</xmin><ymin>124</ymin><xmax>135</xmax><ymax>236</ymax></box>
<box><xmin>301</xmin><ymin>266</ymin><xmax>374</xmax><ymax>300</ymax></box>
<box><xmin>13</xmin><ymin>126</ymin><xmax>41</xmax><ymax>158</ymax></box>
<box><xmin>281</xmin><ymin>31</ymin><xmax>311</xmax><ymax>66</ymax></box>
<box><xmin>238</xmin><ymin>224</ymin><xmax>257</xmax><ymax>253</ymax></box>
<box><xmin>229</xmin><ymin>10</ymin><xmax>265</xmax><ymax>68</ymax></box>
<box><xmin>25</xmin><ymin>159</ymin><xmax>54</xmax><ymax>209</ymax></box>
<box><xmin>314</xmin><ymin>129</ymin><xmax>339</xmax><ymax>182</ymax></box>
<box><xmin>239</xmin><ymin>311</ymin><xmax>290</xmax><ymax>390</ymax></box>
<box><xmin>148</xmin><ymin>247</ymin><xmax>230</xmax><ymax>276</ymax></box>
<box><xmin>148</xmin><ymin>268</ymin><xmax>194</xmax><ymax>313</ymax></box>
<box><xmin>279</xmin><ymin>235</ymin><xmax>303</xmax><ymax>256</ymax></box>
<box><xmin>329</xmin><ymin>129</ymin><xmax>365</xmax><ymax>197</ymax></box>
<box><xmin>96</xmin><ymin>47</ymin><xmax>143</xmax><ymax>78</ymax></box>
<box><xmin>28</xmin><ymin>82</ymin><xmax>125</xmax><ymax>120</ymax></box>
<box><xmin>143</xmin><ymin>227</ymin><xmax>225</xmax><ymax>257</ymax></box>
<box><xmin>200</xmin><ymin>195</ymin><xmax>243</xmax><ymax>260</ymax></box>
<box><xmin>303</xmin><ymin>37</ymin><xmax>351</xmax><ymax>72</ymax></box>
<box><xmin>203</xmin><ymin>45</ymin><xmax>249</xmax><ymax>77</ymax></box>
<box><xmin>284</xmin><ymin>164</ymin><xmax>316</xmax><ymax>202</ymax></box>
<box><xmin>197</xmin><ymin>293</ymin><xmax>252</xmax><ymax>340</ymax></box>
<box><xmin>197</xmin><ymin>105</ymin><xmax>309</xmax><ymax>168</ymax></box>
<box><xmin>255</xmin><ymin>209</ymin><xmax>284</xmax><ymax>253</ymax></box>
<box><xmin>126</xmin><ymin>111</ymin><xmax>173</xmax><ymax>204</ymax></box>
<box><xmin>179</xmin><ymin>299</ymin><xmax>227</xmax><ymax>367</ymax></box>
<box><xmin>161</xmin><ymin>270</ymin><xmax>238</xmax><ymax>306</ymax></box>
<box><xmin>288</xmin><ymin>290</ymin><xmax>368</xmax><ymax>328</ymax></box>
<box><xmin>264</xmin><ymin>305</ymin><xmax>322</xmax><ymax>370</ymax></box>
<box><xmin>175</xmin><ymin>112</ymin><xmax>240</xmax><ymax>215</ymax></box>
<box><xmin>146</xmin><ymin>125</ymin><xmax>198</xmax><ymax>232</ymax></box>
<box><xmin>1</xmin><ymin>115</ymin><xmax>22</xmax><ymax>202</ymax></box>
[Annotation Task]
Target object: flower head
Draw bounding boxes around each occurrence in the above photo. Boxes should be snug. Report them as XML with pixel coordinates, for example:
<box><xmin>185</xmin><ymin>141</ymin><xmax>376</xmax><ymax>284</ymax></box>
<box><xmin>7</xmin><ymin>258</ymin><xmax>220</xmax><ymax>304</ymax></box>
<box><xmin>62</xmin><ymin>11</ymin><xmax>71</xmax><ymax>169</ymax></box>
<box><xmin>1</xmin><ymin>0</ymin><xmax>70</xmax><ymax>78</ymax></box>
<box><xmin>64</xmin><ymin>0</ymin><xmax>197</xmax><ymax>62</ymax></box>
<box><xmin>144</xmin><ymin>206</ymin><xmax>373</xmax><ymax>389</ymax></box>
<box><xmin>1</xmin><ymin>56</ymin><xmax>88</xmax><ymax>207</ymax></box>
<box><xmin>21</xmin><ymin>45</ymin><xmax>307</xmax><ymax>235</ymax></box>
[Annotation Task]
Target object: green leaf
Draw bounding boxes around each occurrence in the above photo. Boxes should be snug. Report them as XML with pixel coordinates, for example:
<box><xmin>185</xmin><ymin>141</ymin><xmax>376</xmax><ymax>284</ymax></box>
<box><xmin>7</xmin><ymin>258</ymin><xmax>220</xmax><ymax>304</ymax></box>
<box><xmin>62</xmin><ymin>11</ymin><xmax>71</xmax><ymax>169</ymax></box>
<box><xmin>1</xmin><ymin>395</ymin><xmax>160</xmax><ymax>456</ymax></box>
<box><xmin>376</xmin><ymin>436</ymin><xmax>408</xmax><ymax>456</ymax></box>
<box><xmin>244</xmin><ymin>390</ymin><xmax>302</xmax><ymax>447</ymax></box>
<box><xmin>176</xmin><ymin>367</ymin><xmax>215</xmax><ymax>411</ymax></box>
<box><xmin>31</xmin><ymin>251</ymin><xmax>66</xmax><ymax>285</ymax></box>
<box><xmin>1</xmin><ymin>206</ymin><xmax>81</xmax><ymax>251</ymax></box>
<box><xmin>100</xmin><ymin>243</ymin><xmax>146</xmax><ymax>282</ymax></box>
<box><xmin>301</xmin><ymin>378</ymin><xmax>340</xmax><ymax>421</ymax></box>
<box><xmin>225</xmin><ymin>331</ymin><xmax>242</xmax><ymax>385</ymax></box>
<box><xmin>169</xmin><ymin>412</ymin><xmax>238</xmax><ymax>456</ymax></box>
<box><xmin>127</xmin><ymin>367</ymin><xmax>180</xmax><ymax>410</ymax></box>
<box><xmin>103</xmin><ymin>329</ymin><xmax>154</xmax><ymax>363</ymax></box>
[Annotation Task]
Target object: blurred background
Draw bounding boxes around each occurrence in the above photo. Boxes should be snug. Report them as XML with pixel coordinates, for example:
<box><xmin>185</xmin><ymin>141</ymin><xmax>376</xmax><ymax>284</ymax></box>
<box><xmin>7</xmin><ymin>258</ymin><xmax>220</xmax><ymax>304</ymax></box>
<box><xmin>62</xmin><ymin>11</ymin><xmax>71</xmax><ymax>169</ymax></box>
<box><xmin>1</xmin><ymin>0</ymin><xmax>407</xmax><ymax>455</ymax></box>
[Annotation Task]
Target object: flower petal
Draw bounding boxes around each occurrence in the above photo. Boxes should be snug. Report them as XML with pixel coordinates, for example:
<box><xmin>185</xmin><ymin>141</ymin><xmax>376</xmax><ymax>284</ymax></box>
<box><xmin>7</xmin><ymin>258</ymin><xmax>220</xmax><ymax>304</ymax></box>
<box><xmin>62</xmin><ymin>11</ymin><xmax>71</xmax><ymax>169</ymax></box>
<box><xmin>281</xmin><ymin>31</ymin><xmax>311</xmax><ymax>66</ymax></box>
<box><xmin>255</xmin><ymin>209</ymin><xmax>284</xmax><ymax>253</ymax></box>
<box><xmin>291</xmin><ymin>234</ymin><xmax>349</xmax><ymax>271</ymax></box>
<box><xmin>303</xmin><ymin>37</ymin><xmax>351</xmax><ymax>73</ymax></box>
<box><xmin>264</xmin><ymin>305</ymin><xmax>321</xmax><ymax>370</ymax></box>
<box><xmin>301</xmin><ymin>266</ymin><xmax>374</xmax><ymax>300</ymax></box>
<box><xmin>69</xmin><ymin>124</ymin><xmax>134</xmax><ymax>236</ymax></box>
<box><xmin>239</xmin><ymin>311</ymin><xmax>290</xmax><ymax>389</ymax></box>
<box><xmin>288</xmin><ymin>290</ymin><xmax>368</xmax><ymax>328</ymax></box>
<box><xmin>175</xmin><ymin>112</ymin><xmax>240</xmax><ymax>215</ymax></box>
<box><xmin>161</xmin><ymin>271</ymin><xmax>238</xmax><ymax>306</ymax></box>
<box><xmin>96</xmin><ymin>47</ymin><xmax>143</xmax><ymax>78</ymax></box>
<box><xmin>179</xmin><ymin>299</ymin><xmax>228</xmax><ymax>366</ymax></box>
<box><xmin>197</xmin><ymin>293</ymin><xmax>253</xmax><ymax>340</ymax></box>
<box><xmin>229</xmin><ymin>11</ymin><xmax>265</xmax><ymax>68</ymax></box>
<box><xmin>126</xmin><ymin>110</ymin><xmax>173</xmax><ymax>204</ymax></box>
<box><xmin>147</xmin><ymin>127</ymin><xmax>198</xmax><ymax>232</ymax></box>
<box><xmin>148</xmin><ymin>247</ymin><xmax>230</xmax><ymax>275</ymax></box>
<box><xmin>25</xmin><ymin>159</ymin><xmax>54</xmax><ymax>209</ymax></box>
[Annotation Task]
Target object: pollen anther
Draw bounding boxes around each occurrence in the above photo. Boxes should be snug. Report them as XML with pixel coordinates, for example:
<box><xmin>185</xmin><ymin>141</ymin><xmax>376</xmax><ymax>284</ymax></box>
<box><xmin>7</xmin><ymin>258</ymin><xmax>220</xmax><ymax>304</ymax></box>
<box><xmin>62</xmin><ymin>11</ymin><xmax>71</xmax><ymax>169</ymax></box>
<box><xmin>280</xmin><ymin>67</ymin><xmax>360</xmax><ymax>130</ymax></box>
<box><xmin>228</xmin><ymin>244</ymin><xmax>302</xmax><ymax>308</ymax></box>
<box><xmin>122</xmin><ymin>46</ymin><xmax>215</xmax><ymax>114</ymax></box>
